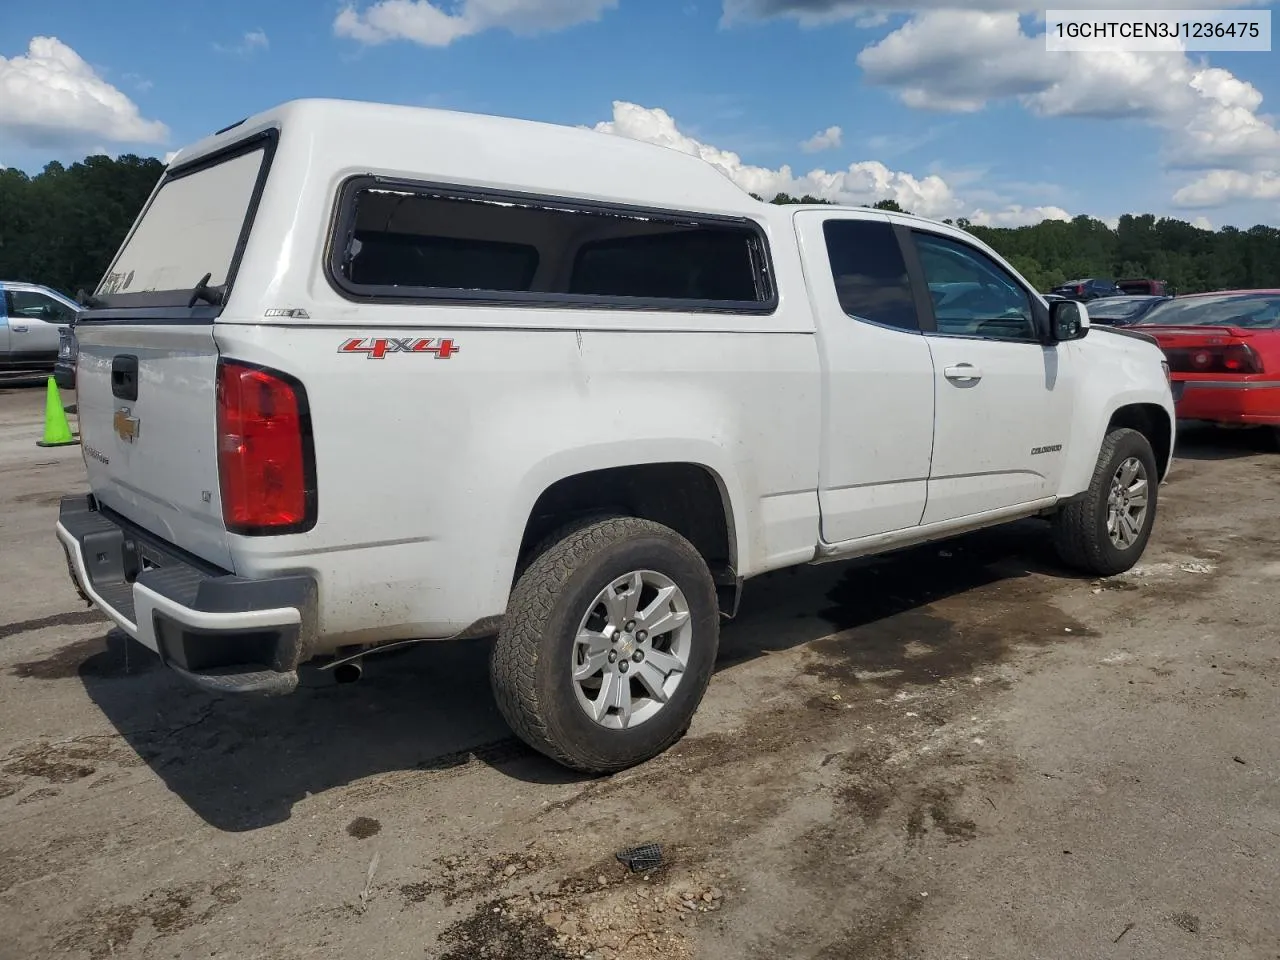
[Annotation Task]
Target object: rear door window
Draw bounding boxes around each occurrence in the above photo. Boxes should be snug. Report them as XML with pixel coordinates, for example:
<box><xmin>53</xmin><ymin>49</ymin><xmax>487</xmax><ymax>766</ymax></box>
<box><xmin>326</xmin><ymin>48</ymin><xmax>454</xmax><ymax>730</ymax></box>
<box><xmin>820</xmin><ymin>219</ymin><xmax>919</xmax><ymax>331</ymax></box>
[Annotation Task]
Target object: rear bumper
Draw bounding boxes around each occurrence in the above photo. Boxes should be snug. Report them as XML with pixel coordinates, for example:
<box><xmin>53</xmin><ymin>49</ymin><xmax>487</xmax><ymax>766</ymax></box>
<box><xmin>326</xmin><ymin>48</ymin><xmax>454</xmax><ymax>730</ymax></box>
<box><xmin>55</xmin><ymin>495</ymin><xmax>317</xmax><ymax>696</ymax></box>
<box><xmin>1173</xmin><ymin>378</ymin><xmax>1280</xmax><ymax>426</ymax></box>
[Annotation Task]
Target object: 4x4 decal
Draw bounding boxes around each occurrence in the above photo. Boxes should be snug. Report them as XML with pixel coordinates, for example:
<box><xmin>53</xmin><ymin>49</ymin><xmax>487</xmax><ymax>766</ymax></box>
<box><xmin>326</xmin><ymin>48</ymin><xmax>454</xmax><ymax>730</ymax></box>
<box><xmin>338</xmin><ymin>337</ymin><xmax>460</xmax><ymax>359</ymax></box>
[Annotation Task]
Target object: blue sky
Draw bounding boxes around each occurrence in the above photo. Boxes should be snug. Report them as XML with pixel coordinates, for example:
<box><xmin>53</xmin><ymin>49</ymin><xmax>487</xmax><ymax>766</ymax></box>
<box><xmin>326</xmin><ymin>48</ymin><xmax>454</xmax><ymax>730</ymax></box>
<box><xmin>2</xmin><ymin>0</ymin><xmax>1278</xmax><ymax>228</ymax></box>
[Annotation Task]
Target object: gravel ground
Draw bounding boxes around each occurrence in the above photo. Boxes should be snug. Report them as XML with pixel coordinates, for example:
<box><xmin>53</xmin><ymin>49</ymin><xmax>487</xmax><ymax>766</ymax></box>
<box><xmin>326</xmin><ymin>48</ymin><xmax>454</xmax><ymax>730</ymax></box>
<box><xmin>1</xmin><ymin>382</ymin><xmax>1278</xmax><ymax>960</ymax></box>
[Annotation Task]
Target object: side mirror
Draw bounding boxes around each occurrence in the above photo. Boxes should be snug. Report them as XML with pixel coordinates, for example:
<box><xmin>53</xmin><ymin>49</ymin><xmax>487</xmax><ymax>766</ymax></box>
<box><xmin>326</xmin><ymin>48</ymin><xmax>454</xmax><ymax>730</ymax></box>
<box><xmin>1049</xmin><ymin>298</ymin><xmax>1090</xmax><ymax>341</ymax></box>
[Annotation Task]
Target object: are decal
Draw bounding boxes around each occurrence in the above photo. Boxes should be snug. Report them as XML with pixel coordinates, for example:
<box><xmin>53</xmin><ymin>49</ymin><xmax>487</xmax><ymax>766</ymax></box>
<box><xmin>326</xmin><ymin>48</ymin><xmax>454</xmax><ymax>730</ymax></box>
<box><xmin>338</xmin><ymin>337</ymin><xmax>460</xmax><ymax>359</ymax></box>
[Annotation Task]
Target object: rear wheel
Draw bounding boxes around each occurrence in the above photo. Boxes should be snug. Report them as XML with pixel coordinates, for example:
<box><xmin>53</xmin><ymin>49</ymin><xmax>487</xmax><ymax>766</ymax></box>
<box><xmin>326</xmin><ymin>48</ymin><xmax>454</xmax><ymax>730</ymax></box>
<box><xmin>491</xmin><ymin>516</ymin><xmax>719</xmax><ymax>773</ymax></box>
<box><xmin>1052</xmin><ymin>427</ymin><xmax>1159</xmax><ymax>577</ymax></box>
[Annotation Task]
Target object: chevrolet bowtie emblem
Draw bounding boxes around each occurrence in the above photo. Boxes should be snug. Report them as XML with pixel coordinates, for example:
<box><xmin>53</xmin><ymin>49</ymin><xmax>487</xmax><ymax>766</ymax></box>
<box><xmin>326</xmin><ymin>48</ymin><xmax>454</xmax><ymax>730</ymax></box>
<box><xmin>113</xmin><ymin>407</ymin><xmax>140</xmax><ymax>443</ymax></box>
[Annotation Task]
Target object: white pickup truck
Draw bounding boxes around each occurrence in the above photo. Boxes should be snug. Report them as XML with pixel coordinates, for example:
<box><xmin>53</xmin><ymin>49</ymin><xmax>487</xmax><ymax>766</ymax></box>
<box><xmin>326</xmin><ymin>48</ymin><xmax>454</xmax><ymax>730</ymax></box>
<box><xmin>56</xmin><ymin>99</ymin><xmax>1176</xmax><ymax>773</ymax></box>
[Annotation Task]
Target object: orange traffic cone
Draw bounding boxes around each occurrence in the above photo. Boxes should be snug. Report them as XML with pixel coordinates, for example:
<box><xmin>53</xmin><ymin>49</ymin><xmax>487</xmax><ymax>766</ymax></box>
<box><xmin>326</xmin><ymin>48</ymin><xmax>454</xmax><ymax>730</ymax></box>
<box><xmin>36</xmin><ymin>376</ymin><xmax>79</xmax><ymax>448</ymax></box>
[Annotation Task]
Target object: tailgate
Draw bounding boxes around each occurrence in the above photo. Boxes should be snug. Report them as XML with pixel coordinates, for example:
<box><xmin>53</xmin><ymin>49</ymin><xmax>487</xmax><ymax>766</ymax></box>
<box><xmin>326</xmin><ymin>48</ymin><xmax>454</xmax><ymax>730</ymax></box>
<box><xmin>68</xmin><ymin>128</ymin><xmax>279</xmax><ymax>572</ymax></box>
<box><xmin>75</xmin><ymin>322</ymin><xmax>232</xmax><ymax>570</ymax></box>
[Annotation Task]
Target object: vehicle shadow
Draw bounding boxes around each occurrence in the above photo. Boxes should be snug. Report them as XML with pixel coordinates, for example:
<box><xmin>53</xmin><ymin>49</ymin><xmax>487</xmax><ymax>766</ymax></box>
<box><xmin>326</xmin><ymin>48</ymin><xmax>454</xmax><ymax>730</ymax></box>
<box><xmin>1171</xmin><ymin>421</ymin><xmax>1278</xmax><ymax>461</ymax></box>
<box><xmin>77</xmin><ymin>518</ymin><xmax>1077</xmax><ymax>832</ymax></box>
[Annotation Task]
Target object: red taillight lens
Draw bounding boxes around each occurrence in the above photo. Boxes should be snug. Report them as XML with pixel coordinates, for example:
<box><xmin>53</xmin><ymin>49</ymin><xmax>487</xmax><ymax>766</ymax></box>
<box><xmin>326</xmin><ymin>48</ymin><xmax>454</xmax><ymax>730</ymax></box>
<box><xmin>216</xmin><ymin>361</ymin><xmax>314</xmax><ymax>534</ymax></box>
<box><xmin>1075</xmin><ymin>285</ymin><xmax>1084</xmax><ymax>295</ymax></box>
<box><xmin>1222</xmin><ymin>344</ymin><xmax>1262</xmax><ymax>372</ymax></box>
<box><xmin>1164</xmin><ymin>344</ymin><xmax>1263</xmax><ymax>375</ymax></box>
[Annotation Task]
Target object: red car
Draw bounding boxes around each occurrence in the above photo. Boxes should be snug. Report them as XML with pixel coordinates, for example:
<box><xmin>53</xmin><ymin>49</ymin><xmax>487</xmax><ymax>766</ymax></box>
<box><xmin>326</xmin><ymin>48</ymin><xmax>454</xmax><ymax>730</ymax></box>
<box><xmin>1133</xmin><ymin>289</ymin><xmax>1280</xmax><ymax>441</ymax></box>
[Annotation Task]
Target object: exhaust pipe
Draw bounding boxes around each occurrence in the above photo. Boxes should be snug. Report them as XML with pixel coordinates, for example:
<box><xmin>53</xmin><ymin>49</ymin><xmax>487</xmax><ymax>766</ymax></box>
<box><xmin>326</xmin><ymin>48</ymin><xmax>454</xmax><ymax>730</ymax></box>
<box><xmin>333</xmin><ymin>658</ymin><xmax>363</xmax><ymax>684</ymax></box>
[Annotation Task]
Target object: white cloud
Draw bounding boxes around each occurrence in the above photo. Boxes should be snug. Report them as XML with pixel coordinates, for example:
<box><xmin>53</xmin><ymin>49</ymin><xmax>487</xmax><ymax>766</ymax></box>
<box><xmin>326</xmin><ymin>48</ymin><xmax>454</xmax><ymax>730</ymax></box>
<box><xmin>1191</xmin><ymin>215</ymin><xmax>1214</xmax><ymax>230</ymax></box>
<box><xmin>856</xmin><ymin>12</ymin><xmax>1056</xmax><ymax>112</ymax></box>
<box><xmin>215</xmin><ymin>30</ymin><xmax>269</xmax><ymax>56</ymax></box>
<box><xmin>969</xmin><ymin>204</ymin><xmax>1072</xmax><ymax>228</ymax></box>
<box><xmin>163</xmin><ymin>150</ymin><xmax>179</xmax><ymax>164</ymax></box>
<box><xmin>851</xmin><ymin>9</ymin><xmax>1279</xmax><ymax>213</ymax></box>
<box><xmin>0</xmin><ymin>37</ymin><xmax>168</xmax><ymax>148</ymax></box>
<box><xmin>1172</xmin><ymin>170</ymin><xmax>1280</xmax><ymax>208</ymax></box>
<box><xmin>800</xmin><ymin>125</ymin><xmax>842</xmax><ymax>152</ymax></box>
<box><xmin>592</xmin><ymin>101</ymin><xmax>1070</xmax><ymax>226</ymax></box>
<box><xmin>335</xmin><ymin>0</ymin><xmax>617</xmax><ymax>47</ymax></box>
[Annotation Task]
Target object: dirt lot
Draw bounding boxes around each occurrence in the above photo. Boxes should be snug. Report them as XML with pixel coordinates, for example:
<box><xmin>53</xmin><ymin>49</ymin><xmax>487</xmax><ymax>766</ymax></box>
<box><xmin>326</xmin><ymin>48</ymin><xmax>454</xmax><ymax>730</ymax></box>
<box><xmin>1</xmin><ymin>381</ymin><xmax>1278</xmax><ymax>960</ymax></box>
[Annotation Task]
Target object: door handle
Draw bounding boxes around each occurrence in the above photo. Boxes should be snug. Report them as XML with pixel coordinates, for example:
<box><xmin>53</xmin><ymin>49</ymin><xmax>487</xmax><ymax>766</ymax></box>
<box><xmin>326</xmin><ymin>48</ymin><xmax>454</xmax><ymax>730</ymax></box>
<box><xmin>112</xmin><ymin>355</ymin><xmax>140</xmax><ymax>401</ymax></box>
<box><xmin>944</xmin><ymin>363</ymin><xmax>983</xmax><ymax>382</ymax></box>
<box><xmin>11</xmin><ymin>325</ymin><xmax>28</xmax><ymax>333</ymax></box>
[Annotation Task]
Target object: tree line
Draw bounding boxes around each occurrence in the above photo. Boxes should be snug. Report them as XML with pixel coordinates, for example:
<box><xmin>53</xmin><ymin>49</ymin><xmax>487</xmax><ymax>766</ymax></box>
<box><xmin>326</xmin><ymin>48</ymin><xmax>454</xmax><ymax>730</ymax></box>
<box><xmin>2</xmin><ymin>154</ymin><xmax>1278</xmax><ymax>298</ymax></box>
<box><xmin>0</xmin><ymin>155</ymin><xmax>167</xmax><ymax>299</ymax></box>
<box><xmin>755</xmin><ymin>194</ymin><xmax>1280</xmax><ymax>294</ymax></box>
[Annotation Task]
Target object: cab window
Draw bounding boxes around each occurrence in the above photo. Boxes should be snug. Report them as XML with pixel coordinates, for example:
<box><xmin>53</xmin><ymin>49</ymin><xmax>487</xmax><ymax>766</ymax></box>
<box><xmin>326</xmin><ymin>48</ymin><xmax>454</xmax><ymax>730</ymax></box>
<box><xmin>5</xmin><ymin>289</ymin><xmax>76</xmax><ymax>324</ymax></box>
<box><xmin>912</xmin><ymin>233</ymin><xmax>1037</xmax><ymax>342</ymax></box>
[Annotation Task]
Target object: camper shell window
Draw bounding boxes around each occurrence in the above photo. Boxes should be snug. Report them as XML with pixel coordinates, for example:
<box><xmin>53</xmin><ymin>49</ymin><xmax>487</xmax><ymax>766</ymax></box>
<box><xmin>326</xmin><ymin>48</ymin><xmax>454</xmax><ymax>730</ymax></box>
<box><xmin>328</xmin><ymin>179</ymin><xmax>776</xmax><ymax>314</ymax></box>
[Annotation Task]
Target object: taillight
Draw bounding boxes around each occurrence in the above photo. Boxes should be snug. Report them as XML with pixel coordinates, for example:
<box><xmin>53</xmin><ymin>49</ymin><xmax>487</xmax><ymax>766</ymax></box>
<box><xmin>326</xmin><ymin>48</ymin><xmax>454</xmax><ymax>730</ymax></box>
<box><xmin>1075</xmin><ymin>285</ymin><xmax>1085</xmax><ymax>295</ymax></box>
<box><xmin>216</xmin><ymin>361</ymin><xmax>315</xmax><ymax>534</ymax></box>
<box><xmin>1221</xmin><ymin>344</ymin><xmax>1261</xmax><ymax>372</ymax></box>
<box><xmin>1164</xmin><ymin>344</ymin><xmax>1264</xmax><ymax>375</ymax></box>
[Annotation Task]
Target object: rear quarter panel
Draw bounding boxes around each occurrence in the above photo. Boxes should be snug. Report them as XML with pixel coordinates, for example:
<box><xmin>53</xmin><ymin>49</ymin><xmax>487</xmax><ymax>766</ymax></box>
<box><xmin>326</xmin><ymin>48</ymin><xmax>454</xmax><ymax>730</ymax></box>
<box><xmin>216</xmin><ymin>317</ymin><xmax>822</xmax><ymax>648</ymax></box>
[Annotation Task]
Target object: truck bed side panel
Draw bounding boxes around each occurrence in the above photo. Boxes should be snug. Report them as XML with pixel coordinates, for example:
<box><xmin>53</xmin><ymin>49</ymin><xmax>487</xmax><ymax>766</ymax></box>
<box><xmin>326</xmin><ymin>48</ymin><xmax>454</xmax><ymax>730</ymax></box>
<box><xmin>215</xmin><ymin>320</ymin><xmax>821</xmax><ymax>649</ymax></box>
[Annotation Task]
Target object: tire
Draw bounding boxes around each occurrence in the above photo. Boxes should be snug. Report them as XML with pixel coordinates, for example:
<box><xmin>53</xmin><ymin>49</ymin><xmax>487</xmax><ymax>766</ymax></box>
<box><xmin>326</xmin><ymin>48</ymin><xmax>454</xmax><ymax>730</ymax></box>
<box><xmin>491</xmin><ymin>516</ymin><xmax>719</xmax><ymax>774</ymax></box>
<box><xmin>1051</xmin><ymin>427</ymin><xmax>1159</xmax><ymax>577</ymax></box>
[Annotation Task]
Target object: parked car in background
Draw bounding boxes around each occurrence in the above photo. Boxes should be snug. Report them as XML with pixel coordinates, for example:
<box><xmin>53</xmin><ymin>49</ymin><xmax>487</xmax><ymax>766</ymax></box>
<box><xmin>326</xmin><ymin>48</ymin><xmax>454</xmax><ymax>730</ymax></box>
<box><xmin>1082</xmin><ymin>295</ymin><xmax>1171</xmax><ymax>327</ymax></box>
<box><xmin>0</xmin><ymin>281</ymin><xmax>77</xmax><ymax>373</ymax></box>
<box><xmin>1049</xmin><ymin>278</ymin><xmax>1124</xmax><ymax>301</ymax></box>
<box><xmin>1117</xmin><ymin>278</ymin><xmax>1171</xmax><ymax>297</ymax></box>
<box><xmin>1135</xmin><ymin>289</ymin><xmax>1280</xmax><ymax>442</ymax></box>
<box><xmin>55</xmin><ymin>322</ymin><xmax>78</xmax><ymax>390</ymax></box>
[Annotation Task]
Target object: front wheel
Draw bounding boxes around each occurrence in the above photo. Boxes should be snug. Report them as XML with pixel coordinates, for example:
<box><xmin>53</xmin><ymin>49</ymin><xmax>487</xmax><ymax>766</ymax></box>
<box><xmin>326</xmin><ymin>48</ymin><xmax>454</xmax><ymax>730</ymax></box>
<box><xmin>1051</xmin><ymin>427</ymin><xmax>1159</xmax><ymax>577</ymax></box>
<box><xmin>491</xmin><ymin>516</ymin><xmax>720</xmax><ymax>774</ymax></box>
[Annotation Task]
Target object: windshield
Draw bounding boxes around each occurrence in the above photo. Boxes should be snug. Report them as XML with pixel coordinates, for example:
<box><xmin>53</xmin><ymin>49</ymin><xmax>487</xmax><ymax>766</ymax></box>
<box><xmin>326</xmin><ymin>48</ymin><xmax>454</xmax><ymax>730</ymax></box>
<box><xmin>96</xmin><ymin>140</ymin><xmax>271</xmax><ymax>303</ymax></box>
<box><xmin>1087</xmin><ymin>298</ymin><xmax>1156</xmax><ymax>319</ymax></box>
<box><xmin>1136</xmin><ymin>293</ymin><xmax>1280</xmax><ymax>329</ymax></box>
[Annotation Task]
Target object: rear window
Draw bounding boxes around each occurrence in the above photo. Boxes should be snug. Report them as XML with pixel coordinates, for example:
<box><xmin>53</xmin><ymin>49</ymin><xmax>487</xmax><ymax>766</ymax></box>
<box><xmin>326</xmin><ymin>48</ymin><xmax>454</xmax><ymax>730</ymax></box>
<box><xmin>1138</xmin><ymin>294</ymin><xmax>1280</xmax><ymax>329</ymax></box>
<box><xmin>330</xmin><ymin>182</ymin><xmax>774</xmax><ymax>312</ymax></box>
<box><xmin>1087</xmin><ymin>298</ymin><xmax>1152</xmax><ymax>319</ymax></box>
<box><xmin>96</xmin><ymin>135</ymin><xmax>274</xmax><ymax>306</ymax></box>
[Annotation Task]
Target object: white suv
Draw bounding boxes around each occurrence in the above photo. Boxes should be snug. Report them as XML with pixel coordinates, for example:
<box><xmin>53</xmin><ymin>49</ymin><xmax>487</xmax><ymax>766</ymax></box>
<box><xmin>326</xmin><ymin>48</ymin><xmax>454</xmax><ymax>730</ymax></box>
<box><xmin>56</xmin><ymin>99</ymin><xmax>1176</xmax><ymax>773</ymax></box>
